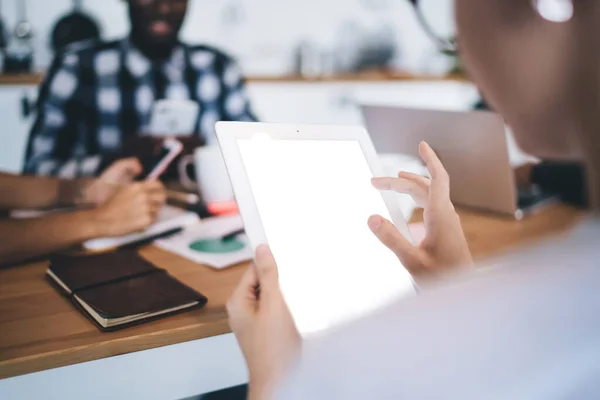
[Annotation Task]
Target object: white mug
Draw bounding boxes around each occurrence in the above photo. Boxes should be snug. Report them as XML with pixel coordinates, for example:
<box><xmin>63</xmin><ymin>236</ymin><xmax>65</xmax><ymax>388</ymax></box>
<box><xmin>178</xmin><ymin>146</ymin><xmax>234</xmax><ymax>204</ymax></box>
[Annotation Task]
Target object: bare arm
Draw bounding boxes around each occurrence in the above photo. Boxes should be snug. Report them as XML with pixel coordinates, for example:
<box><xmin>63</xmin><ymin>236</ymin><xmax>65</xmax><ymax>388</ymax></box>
<box><xmin>0</xmin><ymin>173</ymin><xmax>90</xmax><ymax>210</ymax></box>
<box><xmin>0</xmin><ymin>181</ymin><xmax>167</xmax><ymax>267</ymax></box>
<box><xmin>0</xmin><ymin>209</ymin><xmax>99</xmax><ymax>266</ymax></box>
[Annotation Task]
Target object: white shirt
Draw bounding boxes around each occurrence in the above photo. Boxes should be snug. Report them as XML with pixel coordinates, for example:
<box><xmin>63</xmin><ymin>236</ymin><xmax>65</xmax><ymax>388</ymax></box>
<box><xmin>277</xmin><ymin>219</ymin><xmax>600</xmax><ymax>399</ymax></box>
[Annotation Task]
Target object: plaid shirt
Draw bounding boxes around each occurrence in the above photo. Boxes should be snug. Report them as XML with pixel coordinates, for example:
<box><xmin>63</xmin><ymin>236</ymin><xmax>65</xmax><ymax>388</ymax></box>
<box><xmin>24</xmin><ymin>38</ymin><xmax>256</xmax><ymax>177</ymax></box>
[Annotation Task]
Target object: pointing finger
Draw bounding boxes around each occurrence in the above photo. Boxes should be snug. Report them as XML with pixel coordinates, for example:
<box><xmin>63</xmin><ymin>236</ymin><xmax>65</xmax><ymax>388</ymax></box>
<box><xmin>419</xmin><ymin>141</ymin><xmax>450</xmax><ymax>200</ymax></box>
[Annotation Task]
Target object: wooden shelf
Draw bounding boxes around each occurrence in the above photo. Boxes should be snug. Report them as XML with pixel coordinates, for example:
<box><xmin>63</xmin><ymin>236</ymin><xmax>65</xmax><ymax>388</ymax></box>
<box><xmin>0</xmin><ymin>73</ymin><xmax>45</xmax><ymax>85</ymax></box>
<box><xmin>245</xmin><ymin>73</ymin><xmax>469</xmax><ymax>83</ymax></box>
<box><xmin>0</xmin><ymin>72</ymin><xmax>468</xmax><ymax>87</ymax></box>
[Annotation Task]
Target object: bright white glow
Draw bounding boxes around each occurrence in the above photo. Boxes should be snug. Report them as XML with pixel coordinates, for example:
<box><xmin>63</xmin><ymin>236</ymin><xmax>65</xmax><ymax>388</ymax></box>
<box><xmin>535</xmin><ymin>0</ymin><xmax>573</xmax><ymax>22</ymax></box>
<box><xmin>237</xmin><ymin>139</ymin><xmax>415</xmax><ymax>335</ymax></box>
<box><xmin>252</xmin><ymin>132</ymin><xmax>271</xmax><ymax>141</ymax></box>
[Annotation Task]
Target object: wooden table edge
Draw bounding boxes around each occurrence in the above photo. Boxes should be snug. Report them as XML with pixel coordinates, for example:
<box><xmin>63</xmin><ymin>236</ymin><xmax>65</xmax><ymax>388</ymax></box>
<box><xmin>0</xmin><ymin>318</ymin><xmax>231</xmax><ymax>379</ymax></box>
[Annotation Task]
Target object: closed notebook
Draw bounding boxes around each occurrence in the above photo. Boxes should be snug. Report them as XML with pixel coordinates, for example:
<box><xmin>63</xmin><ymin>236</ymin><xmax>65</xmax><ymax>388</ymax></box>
<box><xmin>47</xmin><ymin>250</ymin><xmax>207</xmax><ymax>331</ymax></box>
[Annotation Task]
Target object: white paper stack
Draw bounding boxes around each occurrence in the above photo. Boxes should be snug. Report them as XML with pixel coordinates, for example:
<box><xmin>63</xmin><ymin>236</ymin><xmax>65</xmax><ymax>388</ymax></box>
<box><xmin>155</xmin><ymin>214</ymin><xmax>253</xmax><ymax>269</ymax></box>
<box><xmin>83</xmin><ymin>205</ymin><xmax>200</xmax><ymax>251</ymax></box>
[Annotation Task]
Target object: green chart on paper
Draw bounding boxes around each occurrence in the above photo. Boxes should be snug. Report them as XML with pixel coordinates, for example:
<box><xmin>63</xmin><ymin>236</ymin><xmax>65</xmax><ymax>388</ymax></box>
<box><xmin>189</xmin><ymin>238</ymin><xmax>245</xmax><ymax>254</ymax></box>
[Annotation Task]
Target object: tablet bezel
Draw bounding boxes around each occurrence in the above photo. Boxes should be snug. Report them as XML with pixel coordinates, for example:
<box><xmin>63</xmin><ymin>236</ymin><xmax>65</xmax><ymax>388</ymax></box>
<box><xmin>215</xmin><ymin>121</ymin><xmax>413</xmax><ymax>252</ymax></box>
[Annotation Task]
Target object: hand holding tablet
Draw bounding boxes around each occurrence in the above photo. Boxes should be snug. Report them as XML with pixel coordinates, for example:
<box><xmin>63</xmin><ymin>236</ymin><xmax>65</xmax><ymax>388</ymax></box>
<box><xmin>370</xmin><ymin>141</ymin><xmax>474</xmax><ymax>281</ymax></box>
<box><xmin>222</xmin><ymin>124</ymin><xmax>474</xmax><ymax>400</ymax></box>
<box><xmin>216</xmin><ymin>122</ymin><xmax>416</xmax><ymax>336</ymax></box>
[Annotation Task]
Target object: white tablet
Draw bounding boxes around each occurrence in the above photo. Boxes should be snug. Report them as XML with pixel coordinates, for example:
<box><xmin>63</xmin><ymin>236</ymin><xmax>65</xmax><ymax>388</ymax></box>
<box><xmin>216</xmin><ymin>122</ymin><xmax>415</xmax><ymax>335</ymax></box>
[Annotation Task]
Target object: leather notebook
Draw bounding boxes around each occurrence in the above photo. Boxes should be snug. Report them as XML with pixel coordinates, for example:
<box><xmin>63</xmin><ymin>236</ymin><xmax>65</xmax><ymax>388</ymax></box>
<box><xmin>47</xmin><ymin>250</ymin><xmax>207</xmax><ymax>331</ymax></box>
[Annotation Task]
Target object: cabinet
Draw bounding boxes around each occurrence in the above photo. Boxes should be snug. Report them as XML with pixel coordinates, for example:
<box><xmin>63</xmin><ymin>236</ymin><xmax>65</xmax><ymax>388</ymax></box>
<box><xmin>246</xmin><ymin>80</ymin><xmax>480</xmax><ymax>125</ymax></box>
<box><xmin>0</xmin><ymin>85</ymin><xmax>37</xmax><ymax>173</ymax></box>
<box><xmin>246</xmin><ymin>83</ymin><xmax>360</xmax><ymax>125</ymax></box>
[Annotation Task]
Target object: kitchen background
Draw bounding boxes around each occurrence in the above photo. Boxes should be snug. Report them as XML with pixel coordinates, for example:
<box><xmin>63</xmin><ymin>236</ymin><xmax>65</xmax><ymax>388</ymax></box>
<box><xmin>0</xmin><ymin>0</ymin><xmax>485</xmax><ymax>173</ymax></box>
<box><xmin>0</xmin><ymin>0</ymin><xmax>454</xmax><ymax>74</ymax></box>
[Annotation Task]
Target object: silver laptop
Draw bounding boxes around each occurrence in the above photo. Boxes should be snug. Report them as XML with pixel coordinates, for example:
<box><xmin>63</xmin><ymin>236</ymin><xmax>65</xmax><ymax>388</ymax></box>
<box><xmin>361</xmin><ymin>105</ymin><xmax>555</xmax><ymax>219</ymax></box>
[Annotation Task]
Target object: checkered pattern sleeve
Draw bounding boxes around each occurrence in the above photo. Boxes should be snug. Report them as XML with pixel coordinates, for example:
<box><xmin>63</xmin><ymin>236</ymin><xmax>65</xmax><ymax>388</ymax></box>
<box><xmin>189</xmin><ymin>47</ymin><xmax>258</xmax><ymax>145</ymax></box>
<box><xmin>220</xmin><ymin>57</ymin><xmax>257</xmax><ymax>123</ymax></box>
<box><xmin>23</xmin><ymin>51</ymin><xmax>101</xmax><ymax>177</ymax></box>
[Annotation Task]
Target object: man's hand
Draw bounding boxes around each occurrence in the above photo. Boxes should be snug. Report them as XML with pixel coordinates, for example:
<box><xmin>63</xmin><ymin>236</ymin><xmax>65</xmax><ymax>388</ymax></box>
<box><xmin>78</xmin><ymin>158</ymin><xmax>144</xmax><ymax>206</ymax></box>
<box><xmin>370</xmin><ymin>142</ymin><xmax>473</xmax><ymax>284</ymax></box>
<box><xmin>76</xmin><ymin>180</ymin><xmax>120</xmax><ymax>207</ymax></box>
<box><xmin>100</xmin><ymin>158</ymin><xmax>143</xmax><ymax>185</ymax></box>
<box><xmin>227</xmin><ymin>245</ymin><xmax>301</xmax><ymax>400</ymax></box>
<box><xmin>90</xmin><ymin>181</ymin><xmax>166</xmax><ymax>237</ymax></box>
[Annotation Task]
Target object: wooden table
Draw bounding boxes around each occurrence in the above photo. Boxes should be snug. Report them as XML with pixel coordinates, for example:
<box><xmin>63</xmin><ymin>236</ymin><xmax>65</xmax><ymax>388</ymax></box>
<box><xmin>0</xmin><ymin>205</ymin><xmax>582</xmax><ymax>398</ymax></box>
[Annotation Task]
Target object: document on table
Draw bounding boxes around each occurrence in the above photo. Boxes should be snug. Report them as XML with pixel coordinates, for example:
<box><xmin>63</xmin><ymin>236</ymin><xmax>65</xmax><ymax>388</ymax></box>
<box><xmin>155</xmin><ymin>215</ymin><xmax>253</xmax><ymax>269</ymax></box>
<box><xmin>83</xmin><ymin>205</ymin><xmax>199</xmax><ymax>251</ymax></box>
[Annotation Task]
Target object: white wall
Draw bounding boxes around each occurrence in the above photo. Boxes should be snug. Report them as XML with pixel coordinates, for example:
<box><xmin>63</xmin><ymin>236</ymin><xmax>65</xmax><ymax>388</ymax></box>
<box><xmin>0</xmin><ymin>0</ymin><xmax>456</xmax><ymax>172</ymax></box>
<box><xmin>0</xmin><ymin>0</ymin><xmax>450</xmax><ymax>75</ymax></box>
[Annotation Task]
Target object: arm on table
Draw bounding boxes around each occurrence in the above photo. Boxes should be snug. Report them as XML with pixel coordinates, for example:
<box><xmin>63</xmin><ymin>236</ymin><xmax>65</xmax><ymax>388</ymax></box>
<box><xmin>0</xmin><ymin>173</ymin><xmax>91</xmax><ymax>210</ymax></box>
<box><xmin>0</xmin><ymin>181</ymin><xmax>166</xmax><ymax>267</ymax></box>
<box><xmin>0</xmin><ymin>209</ymin><xmax>101</xmax><ymax>266</ymax></box>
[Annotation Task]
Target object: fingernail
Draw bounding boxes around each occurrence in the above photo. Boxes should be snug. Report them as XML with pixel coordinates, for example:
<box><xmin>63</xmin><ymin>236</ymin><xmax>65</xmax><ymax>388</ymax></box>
<box><xmin>256</xmin><ymin>244</ymin><xmax>271</xmax><ymax>259</ymax></box>
<box><xmin>371</xmin><ymin>178</ymin><xmax>386</xmax><ymax>189</ymax></box>
<box><xmin>368</xmin><ymin>215</ymin><xmax>382</xmax><ymax>232</ymax></box>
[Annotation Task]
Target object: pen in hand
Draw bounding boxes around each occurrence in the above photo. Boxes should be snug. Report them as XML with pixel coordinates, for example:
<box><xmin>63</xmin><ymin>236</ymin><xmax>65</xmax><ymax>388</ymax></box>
<box><xmin>221</xmin><ymin>228</ymin><xmax>245</xmax><ymax>242</ymax></box>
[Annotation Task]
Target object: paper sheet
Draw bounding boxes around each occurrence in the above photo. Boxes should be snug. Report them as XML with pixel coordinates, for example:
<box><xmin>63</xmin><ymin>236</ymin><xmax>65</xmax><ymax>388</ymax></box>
<box><xmin>155</xmin><ymin>215</ymin><xmax>253</xmax><ymax>269</ymax></box>
<box><xmin>83</xmin><ymin>205</ymin><xmax>199</xmax><ymax>251</ymax></box>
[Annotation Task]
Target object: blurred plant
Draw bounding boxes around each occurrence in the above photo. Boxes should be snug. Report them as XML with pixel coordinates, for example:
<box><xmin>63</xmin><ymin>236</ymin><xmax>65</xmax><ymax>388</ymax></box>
<box><xmin>440</xmin><ymin>36</ymin><xmax>464</xmax><ymax>75</ymax></box>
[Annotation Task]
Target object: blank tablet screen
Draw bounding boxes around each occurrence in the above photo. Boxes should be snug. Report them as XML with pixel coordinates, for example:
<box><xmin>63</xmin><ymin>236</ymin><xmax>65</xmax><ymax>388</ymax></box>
<box><xmin>237</xmin><ymin>138</ymin><xmax>415</xmax><ymax>335</ymax></box>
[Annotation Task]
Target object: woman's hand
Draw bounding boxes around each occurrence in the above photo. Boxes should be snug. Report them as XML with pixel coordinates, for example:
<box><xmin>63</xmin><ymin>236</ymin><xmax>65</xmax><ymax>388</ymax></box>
<box><xmin>227</xmin><ymin>245</ymin><xmax>301</xmax><ymax>400</ymax></box>
<box><xmin>370</xmin><ymin>142</ymin><xmax>473</xmax><ymax>283</ymax></box>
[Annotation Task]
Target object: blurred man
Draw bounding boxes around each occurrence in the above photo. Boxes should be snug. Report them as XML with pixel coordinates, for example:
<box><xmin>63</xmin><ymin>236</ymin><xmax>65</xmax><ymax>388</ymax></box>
<box><xmin>24</xmin><ymin>0</ymin><xmax>256</xmax><ymax>177</ymax></box>
<box><xmin>0</xmin><ymin>171</ymin><xmax>165</xmax><ymax>266</ymax></box>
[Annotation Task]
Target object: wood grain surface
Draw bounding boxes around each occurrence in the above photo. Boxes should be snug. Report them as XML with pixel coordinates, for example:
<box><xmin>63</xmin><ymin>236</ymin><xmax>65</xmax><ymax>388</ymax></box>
<box><xmin>0</xmin><ymin>205</ymin><xmax>582</xmax><ymax>379</ymax></box>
